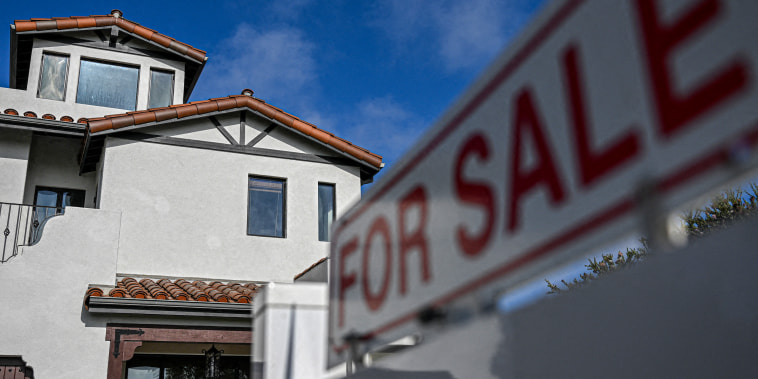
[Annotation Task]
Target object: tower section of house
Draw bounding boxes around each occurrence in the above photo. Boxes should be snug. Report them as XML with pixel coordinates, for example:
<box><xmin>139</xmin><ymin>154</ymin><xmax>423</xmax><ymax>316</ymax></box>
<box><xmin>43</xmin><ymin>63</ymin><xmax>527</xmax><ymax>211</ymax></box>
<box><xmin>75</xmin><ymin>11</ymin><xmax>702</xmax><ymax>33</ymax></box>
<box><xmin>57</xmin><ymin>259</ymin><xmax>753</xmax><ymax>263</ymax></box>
<box><xmin>0</xmin><ymin>10</ymin><xmax>382</xmax><ymax>378</ymax></box>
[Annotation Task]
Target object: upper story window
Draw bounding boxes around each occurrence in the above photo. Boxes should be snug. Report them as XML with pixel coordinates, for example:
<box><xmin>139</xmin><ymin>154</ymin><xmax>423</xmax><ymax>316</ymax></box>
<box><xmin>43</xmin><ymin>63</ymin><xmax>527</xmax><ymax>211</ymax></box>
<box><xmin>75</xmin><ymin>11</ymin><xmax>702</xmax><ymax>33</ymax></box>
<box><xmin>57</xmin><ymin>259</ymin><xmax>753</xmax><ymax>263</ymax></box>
<box><xmin>37</xmin><ymin>53</ymin><xmax>69</xmax><ymax>101</ymax></box>
<box><xmin>76</xmin><ymin>59</ymin><xmax>139</xmax><ymax>110</ymax></box>
<box><xmin>248</xmin><ymin>177</ymin><xmax>286</xmax><ymax>238</ymax></box>
<box><xmin>318</xmin><ymin>183</ymin><xmax>335</xmax><ymax>241</ymax></box>
<box><xmin>148</xmin><ymin>69</ymin><xmax>174</xmax><ymax>109</ymax></box>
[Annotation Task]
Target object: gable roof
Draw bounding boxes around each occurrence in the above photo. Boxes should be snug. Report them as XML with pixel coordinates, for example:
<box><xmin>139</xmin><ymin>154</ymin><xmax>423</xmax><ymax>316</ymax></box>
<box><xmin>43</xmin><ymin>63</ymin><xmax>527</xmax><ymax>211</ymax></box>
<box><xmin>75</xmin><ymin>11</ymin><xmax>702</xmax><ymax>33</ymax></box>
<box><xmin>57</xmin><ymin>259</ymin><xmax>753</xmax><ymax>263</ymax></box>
<box><xmin>10</xmin><ymin>9</ymin><xmax>207</xmax><ymax>102</ymax></box>
<box><xmin>80</xmin><ymin>90</ymin><xmax>383</xmax><ymax>176</ymax></box>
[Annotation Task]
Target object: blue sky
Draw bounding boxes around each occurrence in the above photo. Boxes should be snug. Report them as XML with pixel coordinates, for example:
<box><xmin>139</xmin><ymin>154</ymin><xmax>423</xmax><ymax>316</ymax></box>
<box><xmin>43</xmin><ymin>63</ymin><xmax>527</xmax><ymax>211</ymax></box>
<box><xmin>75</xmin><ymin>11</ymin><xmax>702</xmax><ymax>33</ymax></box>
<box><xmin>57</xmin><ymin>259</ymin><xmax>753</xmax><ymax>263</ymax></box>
<box><xmin>1</xmin><ymin>0</ymin><xmax>546</xmax><ymax>174</ymax></box>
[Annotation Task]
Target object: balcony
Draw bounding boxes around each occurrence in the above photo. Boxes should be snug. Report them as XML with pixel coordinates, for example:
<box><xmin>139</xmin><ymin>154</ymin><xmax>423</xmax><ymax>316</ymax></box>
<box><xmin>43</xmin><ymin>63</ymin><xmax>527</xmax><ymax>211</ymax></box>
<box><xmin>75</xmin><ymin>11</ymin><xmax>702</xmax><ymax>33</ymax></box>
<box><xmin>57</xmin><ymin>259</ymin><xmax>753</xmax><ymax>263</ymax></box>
<box><xmin>0</xmin><ymin>202</ymin><xmax>63</xmax><ymax>263</ymax></box>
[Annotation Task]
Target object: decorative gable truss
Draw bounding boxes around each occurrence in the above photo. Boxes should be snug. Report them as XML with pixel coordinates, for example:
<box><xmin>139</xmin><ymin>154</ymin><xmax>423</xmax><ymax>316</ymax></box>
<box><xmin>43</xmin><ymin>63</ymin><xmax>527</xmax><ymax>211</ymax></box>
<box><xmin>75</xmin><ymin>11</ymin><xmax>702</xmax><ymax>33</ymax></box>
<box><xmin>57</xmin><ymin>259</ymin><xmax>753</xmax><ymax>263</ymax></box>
<box><xmin>80</xmin><ymin>91</ymin><xmax>383</xmax><ymax>183</ymax></box>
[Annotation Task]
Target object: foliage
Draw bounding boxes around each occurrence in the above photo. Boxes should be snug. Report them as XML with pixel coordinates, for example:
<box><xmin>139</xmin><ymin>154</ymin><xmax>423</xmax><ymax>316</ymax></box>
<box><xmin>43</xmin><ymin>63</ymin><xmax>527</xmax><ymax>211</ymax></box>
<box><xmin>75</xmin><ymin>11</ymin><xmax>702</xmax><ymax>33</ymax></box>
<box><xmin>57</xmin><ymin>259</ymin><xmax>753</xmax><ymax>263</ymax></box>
<box><xmin>546</xmin><ymin>183</ymin><xmax>758</xmax><ymax>294</ymax></box>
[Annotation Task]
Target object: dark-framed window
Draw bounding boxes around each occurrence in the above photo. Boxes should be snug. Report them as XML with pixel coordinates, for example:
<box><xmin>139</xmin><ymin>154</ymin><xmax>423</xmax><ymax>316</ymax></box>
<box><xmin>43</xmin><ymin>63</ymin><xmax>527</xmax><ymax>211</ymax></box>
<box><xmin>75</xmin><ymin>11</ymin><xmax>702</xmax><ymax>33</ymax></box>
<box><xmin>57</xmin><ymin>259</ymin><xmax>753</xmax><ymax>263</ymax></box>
<box><xmin>33</xmin><ymin>186</ymin><xmax>85</xmax><ymax>209</ymax></box>
<box><xmin>247</xmin><ymin>177</ymin><xmax>286</xmax><ymax>238</ymax></box>
<box><xmin>37</xmin><ymin>52</ymin><xmax>69</xmax><ymax>101</ymax></box>
<box><xmin>318</xmin><ymin>183</ymin><xmax>335</xmax><ymax>242</ymax></box>
<box><xmin>148</xmin><ymin>69</ymin><xmax>174</xmax><ymax>109</ymax></box>
<box><xmin>126</xmin><ymin>354</ymin><xmax>249</xmax><ymax>379</ymax></box>
<box><xmin>76</xmin><ymin>59</ymin><xmax>139</xmax><ymax>110</ymax></box>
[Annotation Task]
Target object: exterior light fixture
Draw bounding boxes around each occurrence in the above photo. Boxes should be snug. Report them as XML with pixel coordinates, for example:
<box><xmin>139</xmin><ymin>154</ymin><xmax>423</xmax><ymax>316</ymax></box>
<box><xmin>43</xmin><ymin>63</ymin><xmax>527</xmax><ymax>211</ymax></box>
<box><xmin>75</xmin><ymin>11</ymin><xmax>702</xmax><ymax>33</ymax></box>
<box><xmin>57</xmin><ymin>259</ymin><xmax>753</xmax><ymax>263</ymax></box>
<box><xmin>203</xmin><ymin>344</ymin><xmax>224</xmax><ymax>379</ymax></box>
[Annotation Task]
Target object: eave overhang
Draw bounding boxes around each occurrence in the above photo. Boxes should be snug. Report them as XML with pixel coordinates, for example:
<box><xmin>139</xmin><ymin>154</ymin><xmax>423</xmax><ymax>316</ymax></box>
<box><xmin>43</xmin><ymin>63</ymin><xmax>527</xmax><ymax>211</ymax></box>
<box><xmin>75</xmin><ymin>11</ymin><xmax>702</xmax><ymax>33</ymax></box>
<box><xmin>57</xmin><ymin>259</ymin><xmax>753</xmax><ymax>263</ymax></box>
<box><xmin>86</xmin><ymin>296</ymin><xmax>252</xmax><ymax>319</ymax></box>
<box><xmin>0</xmin><ymin>113</ymin><xmax>86</xmax><ymax>136</ymax></box>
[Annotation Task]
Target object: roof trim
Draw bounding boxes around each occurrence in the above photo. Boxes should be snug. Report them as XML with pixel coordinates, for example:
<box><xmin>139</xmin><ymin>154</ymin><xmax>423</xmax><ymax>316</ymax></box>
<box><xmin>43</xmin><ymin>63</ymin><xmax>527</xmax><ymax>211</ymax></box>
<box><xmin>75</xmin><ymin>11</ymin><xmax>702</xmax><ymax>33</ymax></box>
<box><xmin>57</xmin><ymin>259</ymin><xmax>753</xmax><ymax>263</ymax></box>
<box><xmin>13</xmin><ymin>13</ymin><xmax>206</xmax><ymax>63</ymax></box>
<box><xmin>83</xmin><ymin>94</ymin><xmax>383</xmax><ymax>169</ymax></box>
<box><xmin>294</xmin><ymin>256</ymin><xmax>328</xmax><ymax>281</ymax></box>
<box><xmin>0</xmin><ymin>113</ymin><xmax>86</xmax><ymax>136</ymax></box>
<box><xmin>86</xmin><ymin>296</ymin><xmax>252</xmax><ymax>319</ymax></box>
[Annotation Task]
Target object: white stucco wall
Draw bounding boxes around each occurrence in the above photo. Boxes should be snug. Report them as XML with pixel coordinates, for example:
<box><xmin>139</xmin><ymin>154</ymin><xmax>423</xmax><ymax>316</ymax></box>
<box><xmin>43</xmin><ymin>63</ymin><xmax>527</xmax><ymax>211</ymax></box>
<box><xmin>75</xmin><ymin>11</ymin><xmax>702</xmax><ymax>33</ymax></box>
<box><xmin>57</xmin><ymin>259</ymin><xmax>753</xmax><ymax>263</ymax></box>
<box><xmin>0</xmin><ymin>207</ymin><xmax>121</xmax><ymax>379</ymax></box>
<box><xmin>0</xmin><ymin>128</ymin><xmax>32</xmax><ymax>203</ymax></box>
<box><xmin>253</xmin><ymin>283</ymin><xmax>329</xmax><ymax>379</ymax></box>
<box><xmin>0</xmin><ymin>35</ymin><xmax>185</xmax><ymax>120</ymax></box>
<box><xmin>23</xmin><ymin>134</ymin><xmax>98</xmax><ymax>207</ymax></box>
<box><xmin>98</xmin><ymin>119</ymin><xmax>363</xmax><ymax>281</ymax></box>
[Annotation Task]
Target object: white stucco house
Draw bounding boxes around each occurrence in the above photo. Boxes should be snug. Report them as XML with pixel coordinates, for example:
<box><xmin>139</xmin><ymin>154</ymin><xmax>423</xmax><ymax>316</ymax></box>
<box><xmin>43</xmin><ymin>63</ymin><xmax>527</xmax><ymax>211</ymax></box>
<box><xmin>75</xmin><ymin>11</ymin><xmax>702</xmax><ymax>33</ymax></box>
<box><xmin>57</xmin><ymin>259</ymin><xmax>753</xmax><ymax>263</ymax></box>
<box><xmin>0</xmin><ymin>10</ymin><xmax>382</xmax><ymax>379</ymax></box>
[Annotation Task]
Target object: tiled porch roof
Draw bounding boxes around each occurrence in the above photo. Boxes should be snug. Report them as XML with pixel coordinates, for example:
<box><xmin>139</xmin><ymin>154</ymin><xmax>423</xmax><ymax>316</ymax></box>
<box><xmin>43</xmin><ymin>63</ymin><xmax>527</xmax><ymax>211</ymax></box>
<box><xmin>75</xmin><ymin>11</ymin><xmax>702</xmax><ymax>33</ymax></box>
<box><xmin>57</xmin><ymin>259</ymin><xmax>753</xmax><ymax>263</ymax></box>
<box><xmin>14</xmin><ymin>10</ymin><xmax>206</xmax><ymax>63</ymax></box>
<box><xmin>3</xmin><ymin>108</ymin><xmax>81</xmax><ymax>123</ymax></box>
<box><xmin>84</xmin><ymin>90</ymin><xmax>383</xmax><ymax>168</ymax></box>
<box><xmin>85</xmin><ymin>277</ymin><xmax>260</xmax><ymax>306</ymax></box>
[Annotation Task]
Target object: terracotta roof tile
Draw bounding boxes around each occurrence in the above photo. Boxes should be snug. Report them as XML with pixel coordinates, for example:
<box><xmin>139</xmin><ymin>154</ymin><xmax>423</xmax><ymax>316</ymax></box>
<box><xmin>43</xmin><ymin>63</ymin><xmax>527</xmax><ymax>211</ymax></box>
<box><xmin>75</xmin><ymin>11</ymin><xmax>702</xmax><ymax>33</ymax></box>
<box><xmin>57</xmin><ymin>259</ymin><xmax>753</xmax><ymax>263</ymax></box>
<box><xmin>294</xmin><ymin>256</ymin><xmax>328</xmax><ymax>280</ymax></box>
<box><xmin>14</xmin><ymin>11</ymin><xmax>206</xmax><ymax>63</ymax></box>
<box><xmin>85</xmin><ymin>278</ymin><xmax>259</xmax><ymax>305</ymax></box>
<box><xmin>85</xmin><ymin>92</ymin><xmax>383</xmax><ymax>168</ymax></box>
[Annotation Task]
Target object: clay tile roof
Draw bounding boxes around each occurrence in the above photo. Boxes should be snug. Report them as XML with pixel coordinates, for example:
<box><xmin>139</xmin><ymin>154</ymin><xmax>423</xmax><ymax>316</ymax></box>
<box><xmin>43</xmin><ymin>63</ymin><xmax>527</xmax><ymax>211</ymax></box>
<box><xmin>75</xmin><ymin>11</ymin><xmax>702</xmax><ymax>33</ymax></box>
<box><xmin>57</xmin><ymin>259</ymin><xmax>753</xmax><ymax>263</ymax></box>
<box><xmin>13</xmin><ymin>11</ymin><xmax>206</xmax><ymax>63</ymax></box>
<box><xmin>0</xmin><ymin>109</ymin><xmax>79</xmax><ymax>123</ymax></box>
<box><xmin>85</xmin><ymin>93</ymin><xmax>383</xmax><ymax>168</ymax></box>
<box><xmin>84</xmin><ymin>278</ymin><xmax>259</xmax><ymax>305</ymax></box>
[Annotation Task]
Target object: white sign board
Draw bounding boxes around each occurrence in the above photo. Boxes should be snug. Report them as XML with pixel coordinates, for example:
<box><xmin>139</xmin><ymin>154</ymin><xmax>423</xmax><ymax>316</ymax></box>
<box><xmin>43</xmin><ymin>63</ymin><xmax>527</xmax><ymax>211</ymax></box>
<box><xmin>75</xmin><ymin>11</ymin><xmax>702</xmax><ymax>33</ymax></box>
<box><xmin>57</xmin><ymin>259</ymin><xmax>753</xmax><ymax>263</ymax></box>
<box><xmin>329</xmin><ymin>0</ymin><xmax>758</xmax><ymax>366</ymax></box>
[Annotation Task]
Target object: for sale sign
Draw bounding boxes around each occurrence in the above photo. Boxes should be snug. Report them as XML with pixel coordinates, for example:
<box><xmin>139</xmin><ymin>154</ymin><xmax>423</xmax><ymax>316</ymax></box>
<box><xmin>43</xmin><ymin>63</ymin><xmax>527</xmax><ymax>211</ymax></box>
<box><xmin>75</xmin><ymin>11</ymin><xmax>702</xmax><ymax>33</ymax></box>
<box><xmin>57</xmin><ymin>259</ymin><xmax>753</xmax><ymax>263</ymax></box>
<box><xmin>329</xmin><ymin>0</ymin><xmax>758</xmax><ymax>366</ymax></box>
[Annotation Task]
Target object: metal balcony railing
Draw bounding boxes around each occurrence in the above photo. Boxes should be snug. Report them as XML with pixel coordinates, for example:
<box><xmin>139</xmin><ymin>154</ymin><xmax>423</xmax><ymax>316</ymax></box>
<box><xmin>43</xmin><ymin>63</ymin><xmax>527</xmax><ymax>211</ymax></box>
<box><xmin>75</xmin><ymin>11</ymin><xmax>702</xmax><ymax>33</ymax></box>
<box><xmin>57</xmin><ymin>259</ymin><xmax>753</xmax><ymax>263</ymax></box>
<box><xmin>1</xmin><ymin>202</ymin><xmax>63</xmax><ymax>263</ymax></box>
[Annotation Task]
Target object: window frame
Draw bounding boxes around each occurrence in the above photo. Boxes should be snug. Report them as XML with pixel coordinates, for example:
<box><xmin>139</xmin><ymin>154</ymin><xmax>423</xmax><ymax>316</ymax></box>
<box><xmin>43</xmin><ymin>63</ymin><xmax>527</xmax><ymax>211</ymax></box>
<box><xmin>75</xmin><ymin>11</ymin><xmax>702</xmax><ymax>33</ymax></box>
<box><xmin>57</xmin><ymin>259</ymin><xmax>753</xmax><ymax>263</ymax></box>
<box><xmin>317</xmin><ymin>182</ymin><xmax>336</xmax><ymax>242</ymax></box>
<box><xmin>33</xmin><ymin>186</ymin><xmax>85</xmax><ymax>209</ymax></box>
<box><xmin>247</xmin><ymin>176</ymin><xmax>287</xmax><ymax>238</ymax></box>
<box><xmin>37</xmin><ymin>51</ymin><xmax>70</xmax><ymax>101</ymax></box>
<box><xmin>75</xmin><ymin>57</ymin><xmax>140</xmax><ymax>111</ymax></box>
<box><xmin>147</xmin><ymin>68</ymin><xmax>175</xmax><ymax>109</ymax></box>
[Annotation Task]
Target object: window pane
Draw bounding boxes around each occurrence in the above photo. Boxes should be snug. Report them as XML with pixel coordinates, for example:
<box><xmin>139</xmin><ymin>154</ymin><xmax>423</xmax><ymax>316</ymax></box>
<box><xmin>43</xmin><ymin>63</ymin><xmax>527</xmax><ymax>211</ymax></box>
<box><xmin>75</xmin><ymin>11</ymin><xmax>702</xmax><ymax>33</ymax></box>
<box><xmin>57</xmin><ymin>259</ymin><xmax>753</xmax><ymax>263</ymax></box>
<box><xmin>148</xmin><ymin>70</ymin><xmax>174</xmax><ymax>108</ymax></box>
<box><xmin>38</xmin><ymin>54</ymin><xmax>68</xmax><ymax>101</ymax></box>
<box><xmin>35</xmin><ymin>190</ymin><xmax>58</xmax><ymax>208</ymax></box>
<box><xmin>76</xmin><ymin>59</ymin><xmax>138</xmax><ymax>110</ymax></box>
<box><xmin>248</xmin><ymin>178</ymin><xmax>285</xmax><ymax>237</ymax></box>
<box><xmin>126</xmin><ymin>366</ymin><xmax>160</xmax><ymax>379</ymax></box>
<box><xmin>318</xmin><ymin>184</ymin><xmax>335</xmax><ymax>241</ymax></box>
<box><xmin>62</xmin><ymin>191</ymin><xmax>85</xmax><ymax>208</ymax></box>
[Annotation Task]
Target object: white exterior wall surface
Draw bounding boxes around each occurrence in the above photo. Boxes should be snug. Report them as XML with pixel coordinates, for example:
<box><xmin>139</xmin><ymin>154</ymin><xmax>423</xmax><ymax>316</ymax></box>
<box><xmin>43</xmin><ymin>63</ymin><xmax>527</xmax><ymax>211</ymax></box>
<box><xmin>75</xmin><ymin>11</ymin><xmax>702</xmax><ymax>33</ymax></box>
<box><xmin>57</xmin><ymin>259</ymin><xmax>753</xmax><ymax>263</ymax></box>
<box><xmin>0</xmin><ymin>207</ymin><xmax>120</xmax><ymax>378</ymax></box>
<box><xmin>0</xmin><ymin>36</ymin><xmax>185</xmax><ymax>120</ymax></box>
<box><xmin>0</xmin><ymin>128</ymin><xmax>32</xmax><ymax>203</ymax></box>
<box><xmin>253</xmin><ymin>283</ymin><xmax>329</xmax><ymax>379</ymax></box>
<box><xmin>99</xmin><ymin>126</ymin><xmax>362</xmax><ymax>281</ymax></box>
<box><xmin>23</xmin><ymin>134</ymin><xmax>98</xmax><ymax>207</ymax></box>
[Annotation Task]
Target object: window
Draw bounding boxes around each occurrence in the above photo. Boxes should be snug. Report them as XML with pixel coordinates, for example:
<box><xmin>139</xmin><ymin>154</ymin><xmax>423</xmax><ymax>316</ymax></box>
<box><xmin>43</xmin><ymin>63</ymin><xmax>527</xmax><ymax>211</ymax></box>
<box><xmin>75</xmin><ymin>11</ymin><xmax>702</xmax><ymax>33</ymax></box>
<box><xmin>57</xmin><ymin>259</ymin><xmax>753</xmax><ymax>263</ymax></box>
<box><xmin>38</xmin><ymin>53</ymin><xmax>69</xmax><ymax>101</ymax></box>
<box><xmin>76</xmin><ymin>59</ymin><xmax>139</xmax><ymax>110</ymax></box>
<box><xmin>247</xmin><ymin>177</ymin><xmax>286</xmax><ymax>237</ymax></box>
<box><xmin>34</xmin><ymin>186</ymin><xmax>85</xmax><ymax>209</ymax></box>
<box><xmin>32</xmin><ymin>186</ymin><xmax>84</xmax><ymax>243</ymax></box>
<box><xmin>148</xmin><ymin>69</ymin><xmax>174</xmax><ymax>108</ymax></box>
<box><xmin>318</xmin><ymin>183</ymin><xmax>335</xmax><ymax>241</ymax></box>
<box><xmin>126</xmin><ymin>354</ymin><xmax>249</xmax><ymax>379</ymax></box>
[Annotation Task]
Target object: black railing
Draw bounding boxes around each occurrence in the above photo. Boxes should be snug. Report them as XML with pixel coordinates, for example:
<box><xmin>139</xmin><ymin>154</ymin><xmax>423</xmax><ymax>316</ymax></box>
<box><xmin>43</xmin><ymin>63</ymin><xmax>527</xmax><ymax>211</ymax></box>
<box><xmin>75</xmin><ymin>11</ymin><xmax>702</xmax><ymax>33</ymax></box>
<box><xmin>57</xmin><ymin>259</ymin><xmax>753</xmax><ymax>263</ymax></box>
<box><xmin>0</xmin><ymin>202</ymin><xmax>63</xmax><ymax>263</ymax></box>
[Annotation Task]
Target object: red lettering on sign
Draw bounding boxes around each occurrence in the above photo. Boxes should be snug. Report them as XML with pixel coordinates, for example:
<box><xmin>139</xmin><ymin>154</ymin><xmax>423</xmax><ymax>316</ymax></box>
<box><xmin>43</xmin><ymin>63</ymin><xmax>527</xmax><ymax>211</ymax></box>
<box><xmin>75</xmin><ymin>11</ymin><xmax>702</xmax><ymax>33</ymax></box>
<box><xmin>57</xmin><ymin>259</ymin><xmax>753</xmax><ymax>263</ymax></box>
<box><xmin>455</xmin><ymin>133</ymin><xmax>496</xmax><ymax>256</ymax></box>
<box><xmin>398</xmin><ymin>186</ymin><xmax>431</xmax><ymax>295</ymax></box>
<box><xmin>562</xmin><ymin>44</ymin><xmax>641</xmax><ymax>187</ymax></box>
<box><xmin>338</xmin><ymin>238</ymin><xmax>358</xmax><ymax>328</ymax></box>
<box><xmin>636</xmin><ymin>0</ymin><xmax>748</xmax><ymax>138</ymax></box>
<box><xmin>507</xmin><ymin>89</ymin><xmax>566</xmax><ymax>232</ymax></box>
<box><xmin>362</xmin><ymin>217</ymin><xmax>393</xmax><ymax>311</ymax></box>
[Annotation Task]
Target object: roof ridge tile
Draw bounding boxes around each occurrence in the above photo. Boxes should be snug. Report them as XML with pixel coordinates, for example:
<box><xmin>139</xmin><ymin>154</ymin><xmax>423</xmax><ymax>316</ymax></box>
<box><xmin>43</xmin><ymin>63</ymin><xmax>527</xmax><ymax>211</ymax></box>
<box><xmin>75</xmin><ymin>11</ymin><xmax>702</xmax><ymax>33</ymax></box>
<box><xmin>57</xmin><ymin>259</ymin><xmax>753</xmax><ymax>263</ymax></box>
<box><xmin>14</xmin><ymin>14</ymin><xmax>206</xmax><ymax>62</ymax></box>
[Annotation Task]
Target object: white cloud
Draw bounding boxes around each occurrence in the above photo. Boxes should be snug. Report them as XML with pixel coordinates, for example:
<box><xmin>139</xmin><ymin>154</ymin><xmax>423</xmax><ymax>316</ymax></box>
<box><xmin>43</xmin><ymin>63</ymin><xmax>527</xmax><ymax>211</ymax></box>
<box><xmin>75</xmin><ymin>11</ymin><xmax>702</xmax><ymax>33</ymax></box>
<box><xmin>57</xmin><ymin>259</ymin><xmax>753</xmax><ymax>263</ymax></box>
<box><xmin>194</xmin><ymin>24</ymin><xmax>318</xmax><ymax>103</ymax></box>
<box><xmin>374</xmin><ymin>0</ymin><xmax>535</xmax><ymax>72</ymax></box>
<box><xmin>341</xmin><ymin>96</ymin><xmax>428</xmax><ymax>166</ymax></box>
